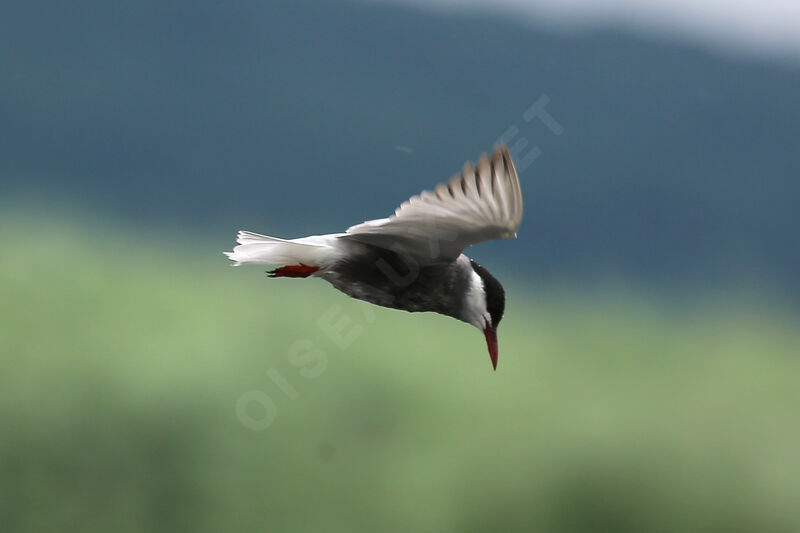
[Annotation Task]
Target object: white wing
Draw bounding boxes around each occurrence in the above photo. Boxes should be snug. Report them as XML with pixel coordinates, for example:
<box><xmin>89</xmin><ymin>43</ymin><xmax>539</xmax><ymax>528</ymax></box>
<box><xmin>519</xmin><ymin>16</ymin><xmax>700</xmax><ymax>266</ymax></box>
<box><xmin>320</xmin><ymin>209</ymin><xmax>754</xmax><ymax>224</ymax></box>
<box><xmin>342</xmin><ymin>145</ymin><xmax>523</xmax><ymax>264</ymax></box>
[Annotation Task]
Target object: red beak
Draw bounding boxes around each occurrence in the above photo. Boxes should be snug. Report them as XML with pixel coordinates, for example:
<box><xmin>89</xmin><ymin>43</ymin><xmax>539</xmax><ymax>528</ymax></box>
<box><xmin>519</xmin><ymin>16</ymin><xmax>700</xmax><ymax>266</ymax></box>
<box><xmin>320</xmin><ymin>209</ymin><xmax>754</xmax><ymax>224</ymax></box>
<box><xmin>483</xmin><ymin>319</ymin><xmax>498</xmax><ymax>370</ymax></box>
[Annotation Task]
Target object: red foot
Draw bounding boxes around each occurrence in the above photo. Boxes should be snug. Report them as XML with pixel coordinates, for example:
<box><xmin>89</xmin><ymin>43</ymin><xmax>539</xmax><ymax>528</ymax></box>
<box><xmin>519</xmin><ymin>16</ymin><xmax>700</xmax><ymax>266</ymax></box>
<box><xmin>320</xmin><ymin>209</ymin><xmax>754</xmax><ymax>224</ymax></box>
<box><xmin>267</xmin><ymin>264</ymin><xmax>320</xmax><ymax>278</ymax></box>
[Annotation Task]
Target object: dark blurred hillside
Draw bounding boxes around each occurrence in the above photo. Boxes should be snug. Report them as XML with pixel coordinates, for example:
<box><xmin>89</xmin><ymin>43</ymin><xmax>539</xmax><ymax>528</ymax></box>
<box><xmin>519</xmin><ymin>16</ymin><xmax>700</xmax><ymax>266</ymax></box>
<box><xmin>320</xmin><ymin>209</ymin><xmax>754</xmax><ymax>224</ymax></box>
<box><xmin>2</xmin><ymin>0</ymin><xmax>799</xmax><ymax>287</ymax></box>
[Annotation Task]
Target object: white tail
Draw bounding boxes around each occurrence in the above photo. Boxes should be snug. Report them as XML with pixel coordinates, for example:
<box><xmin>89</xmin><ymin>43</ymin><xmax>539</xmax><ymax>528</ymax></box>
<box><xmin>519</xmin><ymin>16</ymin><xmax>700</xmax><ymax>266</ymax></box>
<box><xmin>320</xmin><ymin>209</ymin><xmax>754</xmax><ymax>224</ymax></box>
<box><xmin>224</xmin><ymin>231</ymin><xmax>341</xmax><ymax>267</ymax></box>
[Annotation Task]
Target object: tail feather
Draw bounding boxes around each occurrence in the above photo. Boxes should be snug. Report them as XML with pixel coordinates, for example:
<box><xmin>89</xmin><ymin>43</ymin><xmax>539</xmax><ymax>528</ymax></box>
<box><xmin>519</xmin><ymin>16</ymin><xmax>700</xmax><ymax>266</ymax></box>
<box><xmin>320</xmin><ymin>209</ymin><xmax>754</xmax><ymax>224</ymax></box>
<box><xmin>224</xmin><ymin>230</ymin><xmax>340</xmax><ymax>268</ymax></box>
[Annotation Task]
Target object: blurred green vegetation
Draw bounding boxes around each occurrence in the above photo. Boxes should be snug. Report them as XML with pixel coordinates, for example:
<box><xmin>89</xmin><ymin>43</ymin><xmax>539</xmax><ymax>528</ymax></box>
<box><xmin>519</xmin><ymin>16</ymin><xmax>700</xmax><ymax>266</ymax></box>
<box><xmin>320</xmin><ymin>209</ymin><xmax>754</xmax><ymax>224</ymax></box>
<box><xmin>1</xmin><ymin>215</ymin><xmax>799</xmax><ymax>532</ymax></box>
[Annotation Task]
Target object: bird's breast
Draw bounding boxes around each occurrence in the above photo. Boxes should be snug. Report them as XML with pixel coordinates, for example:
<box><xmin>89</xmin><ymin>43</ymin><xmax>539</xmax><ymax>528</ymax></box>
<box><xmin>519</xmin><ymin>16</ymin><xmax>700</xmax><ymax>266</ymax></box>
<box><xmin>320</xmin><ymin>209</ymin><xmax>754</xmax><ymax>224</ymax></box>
<box><xmin>320</xmin><ymin>245</ymin><xmax>470</xmax><ymax>320</ymax></box>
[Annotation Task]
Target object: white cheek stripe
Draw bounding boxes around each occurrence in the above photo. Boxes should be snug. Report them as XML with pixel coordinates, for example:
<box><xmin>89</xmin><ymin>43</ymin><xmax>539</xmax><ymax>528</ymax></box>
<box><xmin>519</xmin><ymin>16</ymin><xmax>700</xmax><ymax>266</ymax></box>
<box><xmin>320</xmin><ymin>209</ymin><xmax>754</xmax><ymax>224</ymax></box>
<box><xmin>464</xmin><ymin>269</ymin><xmax>488</xmax><ymax>329</ymax></box>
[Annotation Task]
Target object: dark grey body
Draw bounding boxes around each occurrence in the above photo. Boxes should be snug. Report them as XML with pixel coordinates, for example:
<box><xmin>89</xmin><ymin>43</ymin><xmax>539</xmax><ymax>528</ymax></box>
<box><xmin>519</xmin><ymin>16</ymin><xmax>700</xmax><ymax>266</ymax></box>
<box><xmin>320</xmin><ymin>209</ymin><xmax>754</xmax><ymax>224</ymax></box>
<box><xmin>320</xmin><ymin>242</ymin><xmax>473</xmax><ymax>322</ymax></box>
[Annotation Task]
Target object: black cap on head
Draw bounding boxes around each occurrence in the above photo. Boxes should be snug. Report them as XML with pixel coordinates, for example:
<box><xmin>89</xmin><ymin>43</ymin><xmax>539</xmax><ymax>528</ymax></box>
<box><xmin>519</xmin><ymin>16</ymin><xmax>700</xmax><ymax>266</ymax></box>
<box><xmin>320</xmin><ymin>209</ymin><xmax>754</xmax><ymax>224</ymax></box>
<box><xmin>469</xmin><ymin>260</ymin><xmax>505</xmax><ymax>329</ymax></box>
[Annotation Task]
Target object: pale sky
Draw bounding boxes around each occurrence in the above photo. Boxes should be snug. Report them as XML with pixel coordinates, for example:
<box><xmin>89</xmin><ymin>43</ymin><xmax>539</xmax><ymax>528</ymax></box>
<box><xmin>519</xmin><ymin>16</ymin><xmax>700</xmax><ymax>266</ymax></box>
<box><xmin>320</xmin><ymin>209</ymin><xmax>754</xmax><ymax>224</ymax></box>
<box><xmin>369</xmin><ymin>0</ymin><xmax>800</xmax><ymax>61</ymax></box>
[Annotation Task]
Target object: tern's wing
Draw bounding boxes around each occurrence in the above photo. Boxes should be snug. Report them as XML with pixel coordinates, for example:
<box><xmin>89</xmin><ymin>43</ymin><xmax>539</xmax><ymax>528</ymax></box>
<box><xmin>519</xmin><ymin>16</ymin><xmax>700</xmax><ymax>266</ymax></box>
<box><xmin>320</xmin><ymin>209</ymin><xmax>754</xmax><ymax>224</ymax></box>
<box><xmin>342</xmin><ymin>145</ymin><xmax>523</xmax><ymax>265</ymax></box>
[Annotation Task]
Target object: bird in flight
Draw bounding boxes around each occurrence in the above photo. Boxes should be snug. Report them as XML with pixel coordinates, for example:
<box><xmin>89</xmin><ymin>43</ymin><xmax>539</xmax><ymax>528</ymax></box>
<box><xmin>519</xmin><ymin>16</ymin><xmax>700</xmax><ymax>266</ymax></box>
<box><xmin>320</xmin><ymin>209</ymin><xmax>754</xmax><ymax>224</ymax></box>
<box><xmin>225</xmin><ymin>146</ymin><xmax>523</xmax><ymax>369</ymax></box>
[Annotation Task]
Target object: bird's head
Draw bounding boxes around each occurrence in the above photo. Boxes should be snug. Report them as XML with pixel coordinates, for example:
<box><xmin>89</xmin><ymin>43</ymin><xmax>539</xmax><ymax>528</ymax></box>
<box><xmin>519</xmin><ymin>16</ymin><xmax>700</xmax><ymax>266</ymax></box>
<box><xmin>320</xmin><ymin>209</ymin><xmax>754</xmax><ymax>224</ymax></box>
<box><xmin>463</xmin><ymin>260</ymin><xmax>506</xmax><ymax>370</ymax></box>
